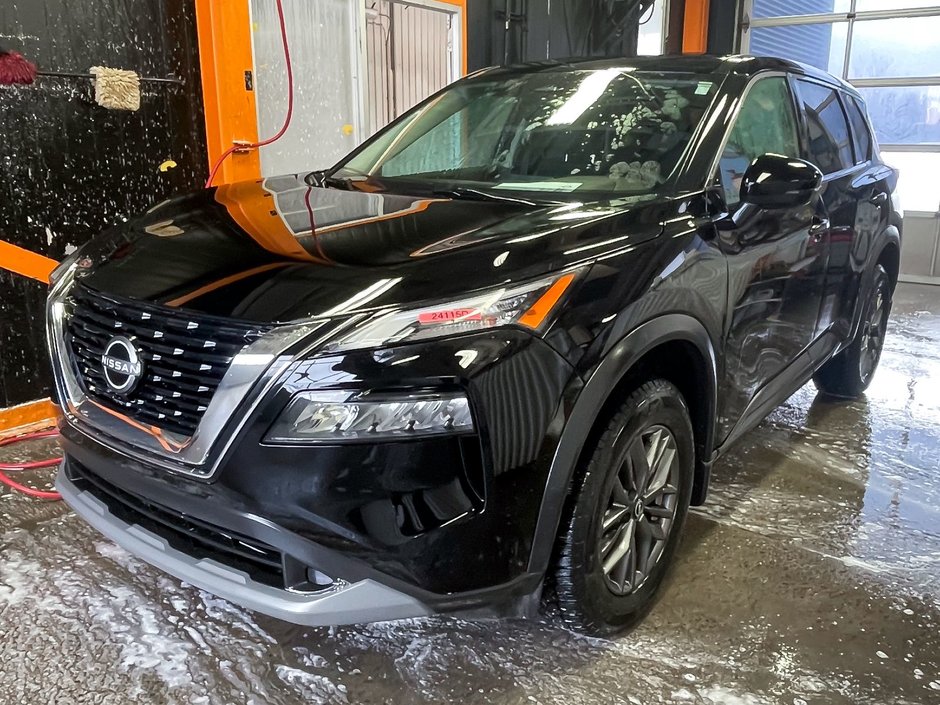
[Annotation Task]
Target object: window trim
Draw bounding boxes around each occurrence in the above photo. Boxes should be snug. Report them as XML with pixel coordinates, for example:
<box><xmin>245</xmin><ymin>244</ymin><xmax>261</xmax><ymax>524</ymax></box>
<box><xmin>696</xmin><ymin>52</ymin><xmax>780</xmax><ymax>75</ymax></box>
<box><xmin>704</xmin><ymin>71</ymin><xmax>803</xmax><ymax>193</ymax></box>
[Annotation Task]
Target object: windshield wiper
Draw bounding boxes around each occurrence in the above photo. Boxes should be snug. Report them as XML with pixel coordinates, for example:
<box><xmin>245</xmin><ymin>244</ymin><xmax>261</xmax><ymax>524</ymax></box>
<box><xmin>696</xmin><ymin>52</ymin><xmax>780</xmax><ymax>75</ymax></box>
<box><xmin>306</xmin><ymin>167</ymin><xmax>370</xmax><ymax>189</ymax></box>
<box><xmin>431</xmin><ymin>186</ymin><xmax>553</xmax><ymax>206</ymax></box>
<box><xmin>323</xmin><ymin>174</ymin><xmax>367</xmax><ymax>189</ymax></box>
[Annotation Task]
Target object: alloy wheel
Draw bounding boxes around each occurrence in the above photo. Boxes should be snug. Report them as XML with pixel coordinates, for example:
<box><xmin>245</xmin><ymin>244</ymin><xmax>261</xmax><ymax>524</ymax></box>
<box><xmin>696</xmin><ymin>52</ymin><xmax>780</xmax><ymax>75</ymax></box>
<box><xmin>859</xmin><ymin>282</ymin><xmax>887</xmax><ymax>384</ymax></box>
<box><xmin>598</xmin><ymin>425</ymin><xmax>680</xmax><ymax>596</ymax></box>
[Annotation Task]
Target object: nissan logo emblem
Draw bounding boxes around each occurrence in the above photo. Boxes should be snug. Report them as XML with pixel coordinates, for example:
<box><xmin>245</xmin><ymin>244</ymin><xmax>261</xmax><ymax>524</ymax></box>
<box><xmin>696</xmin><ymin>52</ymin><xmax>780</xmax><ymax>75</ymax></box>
<box><xmin>100</xmin><ymin>336</ymin><xmax>143</xmax><ymax>394</ymax></box>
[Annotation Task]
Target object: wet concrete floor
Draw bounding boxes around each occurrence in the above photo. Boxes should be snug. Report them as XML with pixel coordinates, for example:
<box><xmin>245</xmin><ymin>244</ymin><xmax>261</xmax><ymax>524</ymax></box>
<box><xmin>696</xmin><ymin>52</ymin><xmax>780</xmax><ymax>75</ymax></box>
<box><xmin>1</xmin><ymin>282</ymin><xmax>939</xmax><ymax>704</ymax></box>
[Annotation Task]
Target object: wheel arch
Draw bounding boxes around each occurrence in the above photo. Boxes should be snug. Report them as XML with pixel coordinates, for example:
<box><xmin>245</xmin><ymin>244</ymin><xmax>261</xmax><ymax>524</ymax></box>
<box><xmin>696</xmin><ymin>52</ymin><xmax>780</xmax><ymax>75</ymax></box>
<box><xmin>527</xmin><ymin>313</ymin><xmax>718</xmax><ymax>576</ymax></box>
<box><xmin>877</xmin><ymin>238</ymin><xmax>900</xmax><ymax>294</ymax></box>
<box><xmin>848</xmin><ymin>226</ymin><xmax>902</xmax><ymax>342</ymax></box>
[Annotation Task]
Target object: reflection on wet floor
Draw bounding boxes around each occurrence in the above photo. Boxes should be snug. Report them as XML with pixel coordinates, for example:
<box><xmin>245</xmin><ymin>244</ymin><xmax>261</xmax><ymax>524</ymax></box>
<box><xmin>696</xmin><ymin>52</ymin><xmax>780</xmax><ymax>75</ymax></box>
<box><xmin>2</xmin><ymin>283</ymin><xmax>939</xmax><ymax>704</ymax></box>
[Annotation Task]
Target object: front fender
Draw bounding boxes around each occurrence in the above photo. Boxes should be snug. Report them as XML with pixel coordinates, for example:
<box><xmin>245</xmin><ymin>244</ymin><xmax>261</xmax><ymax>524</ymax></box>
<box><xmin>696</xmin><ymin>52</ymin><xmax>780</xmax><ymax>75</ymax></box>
<box><xmin>526</xmin><ymin>313</ymin><xmax>717</xmax><ymax>575</ymax></box>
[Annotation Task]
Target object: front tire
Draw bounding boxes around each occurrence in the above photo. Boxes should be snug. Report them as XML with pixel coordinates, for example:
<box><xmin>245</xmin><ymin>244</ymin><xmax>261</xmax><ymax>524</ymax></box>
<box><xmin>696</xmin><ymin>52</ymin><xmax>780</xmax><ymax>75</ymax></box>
<box><xmin>552</xmin><ymin>379</ymin><xmax>694</xmax><ymax>636</ymax></box>
<box><xmin>813</xmin><ymin>264</ymin><xmax>891</xmax><ymax>398</ymax></box>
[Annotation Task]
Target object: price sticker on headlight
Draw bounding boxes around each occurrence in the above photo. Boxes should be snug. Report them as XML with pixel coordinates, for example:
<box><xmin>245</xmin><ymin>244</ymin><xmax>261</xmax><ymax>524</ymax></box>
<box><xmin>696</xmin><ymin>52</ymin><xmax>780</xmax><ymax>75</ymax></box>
<box><xmin>418</xmin><ymin>308</ymin><xmax>482</xmax><ymax>325</ymax></box>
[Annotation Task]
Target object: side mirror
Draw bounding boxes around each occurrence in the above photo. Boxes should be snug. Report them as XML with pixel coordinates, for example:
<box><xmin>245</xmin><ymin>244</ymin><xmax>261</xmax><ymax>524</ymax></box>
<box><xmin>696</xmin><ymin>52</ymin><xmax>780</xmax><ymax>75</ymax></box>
<box><xmin>740</xmin><ymin>154</ymin><xmax>822</xmax><ymax>209</ymax></box>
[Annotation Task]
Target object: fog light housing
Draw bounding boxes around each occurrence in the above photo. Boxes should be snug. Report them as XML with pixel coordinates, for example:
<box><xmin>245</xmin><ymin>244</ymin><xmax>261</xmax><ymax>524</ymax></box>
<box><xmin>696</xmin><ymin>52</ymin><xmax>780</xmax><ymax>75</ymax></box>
<box><xmin>264</xmin><ymin>391</ymin><xmax>474</xmax><ymax>443</ymax></box>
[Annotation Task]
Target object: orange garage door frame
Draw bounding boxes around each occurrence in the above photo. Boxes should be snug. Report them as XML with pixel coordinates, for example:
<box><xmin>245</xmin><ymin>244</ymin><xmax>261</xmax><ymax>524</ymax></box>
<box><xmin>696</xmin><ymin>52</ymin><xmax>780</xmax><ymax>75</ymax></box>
<box><xmin>0</xmin><ymin>400</ymin><xmax>58</xmax><ymax>441</ymax></box>
<box><xmin>681</xmin><ymin>0</ymin><xmax>711</xmax><ymax>54</ymax></box>
<box><xmin>194</xmin><ymin>0</ymin><xmax>262</xmax><ymax>185</ymax></box>
<box><xmin>439</xmin><ymin>0</ymin><xmax>469</xmax><ymax>76</ymax></box>
<box><xmin>194</xmin><ymin>0</ymin><xmax>468</xmax><ymax>188</ymax></box>
<box><xmin>0</xmin><ymin>243</ymin><xmax>58</xmax><ymax>437</ymax></box>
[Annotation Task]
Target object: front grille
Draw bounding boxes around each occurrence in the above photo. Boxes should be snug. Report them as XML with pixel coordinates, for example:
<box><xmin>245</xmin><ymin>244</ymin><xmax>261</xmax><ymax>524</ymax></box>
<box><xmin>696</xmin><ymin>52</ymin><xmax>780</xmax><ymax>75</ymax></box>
<box><xmin>68</xmin><ymin>460</ymin><xmax>286</xmax><ymax>589</ymax></box>
<box><xmin>66</xmin><ymin>283</ymin><xmax>270</xmax><ymax>436</ymax></box>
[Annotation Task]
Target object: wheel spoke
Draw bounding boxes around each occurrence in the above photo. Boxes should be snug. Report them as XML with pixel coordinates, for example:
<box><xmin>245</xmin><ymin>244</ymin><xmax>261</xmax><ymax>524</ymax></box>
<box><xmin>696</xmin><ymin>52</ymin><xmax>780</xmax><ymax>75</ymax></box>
<box><xmin>600</xmin><ymin>527</ymin><xmax>619</xmax><ymax>557</ymax></box>
<box><xmin>635</xmin><ymin>519</ymin><xmax>653</xmax><ymax>580</ymax></box>
<box><xmin>646</xmin><ymin>428</ymin><xmax>666</xmax><ymax>474</ymax></box>
<box><xmin>645</xmin><ymin>475</ymin><xmax>678</xmax><ymax>503</ymax></box>
<box><xmin>645</xmin><ymin>504</ymin><xmax>673</xmax><ymax>519</ymax></box>
<box><xmin>628</xmin><ymin>436</ymin><xmax>651</xmax><ymax>493</ymax></box>
<box><xmin>612</xmin><ymin>544</ymin><xmax>631</xmax><ymax>590</ymax></box>
<box><xmin>602</xmin><ymin>519</ymin><xmax>636</xmax><ymax>576</ymax></box>
<box><xmin>648</xmin><ymin>520</ymin><xmax>668</xmax><ymax>541</ymax></box>
<box><xmin>645</xmin><ymin>439</ymin><xmax>676</xmax><ymax>497</ymax></box>
<box><xmin>625</xmin><ymin>528</ymin><xmax>638</xmax><ymax>592</ymax></box>
<box><xmin>602</xmin><ymin>504</ymin><xmax>630</xmax><ymax>532</ymax></box>
<box><xmin>610</xmin><ymin>476</ymin><xmax>631</xmax><ymax>506</ymax></box>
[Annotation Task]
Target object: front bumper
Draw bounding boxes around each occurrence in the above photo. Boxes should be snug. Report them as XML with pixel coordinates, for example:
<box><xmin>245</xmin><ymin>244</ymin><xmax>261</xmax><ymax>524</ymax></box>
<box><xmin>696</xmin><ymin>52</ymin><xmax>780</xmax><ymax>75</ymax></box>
<box><xmin>55</xmin><ymin>329</ymin><xmax>578</xmax><ymax>624</ymax></box>
<box><xmin>57</xmin><ymin>462</ymin><xmax>430</xmax><ymax>626</ymax></box>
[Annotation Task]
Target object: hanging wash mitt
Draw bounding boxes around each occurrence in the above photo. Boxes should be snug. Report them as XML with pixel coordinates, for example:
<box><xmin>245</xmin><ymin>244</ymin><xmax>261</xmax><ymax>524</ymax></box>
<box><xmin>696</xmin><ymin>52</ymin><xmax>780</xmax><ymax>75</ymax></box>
<box><xmin>90</xmin><ymin>66</ymin><xmax>140</xmax><ymax>110</ymax></box>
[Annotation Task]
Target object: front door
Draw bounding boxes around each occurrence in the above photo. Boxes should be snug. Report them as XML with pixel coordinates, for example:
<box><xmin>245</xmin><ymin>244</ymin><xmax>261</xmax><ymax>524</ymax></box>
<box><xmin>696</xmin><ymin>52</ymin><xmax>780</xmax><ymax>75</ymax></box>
<box><xmin>714</xmin><ymin>75</ymin><xmax>830</xmax><ymax>442</ymax></box>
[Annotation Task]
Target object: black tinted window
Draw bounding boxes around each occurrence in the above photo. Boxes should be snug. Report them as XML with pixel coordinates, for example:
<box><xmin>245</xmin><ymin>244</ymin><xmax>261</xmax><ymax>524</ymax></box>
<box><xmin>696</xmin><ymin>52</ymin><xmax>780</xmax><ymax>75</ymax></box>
<box><xmin>845</xmin><ymin>95</ymin><xmax>873</xmax><ymax>163</ymax></box>
<box><xmin>796</xmin><ymin>79</ymin><xmax>854</xmax><ymax>173</ymax></box>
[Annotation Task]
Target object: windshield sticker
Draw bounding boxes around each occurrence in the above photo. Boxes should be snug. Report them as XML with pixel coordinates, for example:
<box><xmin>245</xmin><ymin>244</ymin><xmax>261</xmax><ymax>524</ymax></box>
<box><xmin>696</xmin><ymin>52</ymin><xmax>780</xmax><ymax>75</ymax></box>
<box><xmin>695</xmin><ymin>81</ymin><xmax>713</xmax><ymax>95</ymax></box>
<box><xmin>493</xmin><ymin>182</ymin><xmax>583</xmax><ymax>192</ymax></box>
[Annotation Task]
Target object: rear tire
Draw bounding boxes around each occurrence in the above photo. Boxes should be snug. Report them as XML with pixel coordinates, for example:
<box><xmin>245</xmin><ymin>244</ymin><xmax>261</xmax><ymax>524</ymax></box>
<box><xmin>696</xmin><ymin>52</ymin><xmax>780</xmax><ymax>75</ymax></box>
<box><xmin>813</xmin><ymin>264</ymin><xmax>891</xmax><ymax>399</ymax></box>
<box><xmin>552</xmin><ymin>379</ymin><xmax>694</xmax><ymax>636</ymax></box>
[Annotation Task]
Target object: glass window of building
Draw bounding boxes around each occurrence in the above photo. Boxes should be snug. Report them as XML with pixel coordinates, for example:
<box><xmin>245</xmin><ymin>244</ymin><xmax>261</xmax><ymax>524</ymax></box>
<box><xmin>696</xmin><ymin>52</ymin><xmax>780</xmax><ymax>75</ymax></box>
<box><xmin>740</xmin><ymin>0</ymin><xmax>940</xmax><ymax>211</ymax></box>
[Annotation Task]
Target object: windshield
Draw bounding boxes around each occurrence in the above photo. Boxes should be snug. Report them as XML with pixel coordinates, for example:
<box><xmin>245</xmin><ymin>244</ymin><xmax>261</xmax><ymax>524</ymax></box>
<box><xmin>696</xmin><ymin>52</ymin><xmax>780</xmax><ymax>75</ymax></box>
<box><xmin>337</xmin><ymin>68</ymin><xmax>718</xmax><ymax>201</ymax></box>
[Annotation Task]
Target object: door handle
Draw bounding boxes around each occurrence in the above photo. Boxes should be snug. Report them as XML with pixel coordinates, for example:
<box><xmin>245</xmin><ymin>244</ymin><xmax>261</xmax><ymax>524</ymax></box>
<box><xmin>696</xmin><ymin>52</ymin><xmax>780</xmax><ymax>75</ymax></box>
<box><xmin>870</xmin><ymin>192</ymin><xmax>888</xmax><ymax>206</ymax></box>
<box><xmin>808</xmin><ymin>217</ymin><xmax>830</xmax><ymax>240</ymax></box>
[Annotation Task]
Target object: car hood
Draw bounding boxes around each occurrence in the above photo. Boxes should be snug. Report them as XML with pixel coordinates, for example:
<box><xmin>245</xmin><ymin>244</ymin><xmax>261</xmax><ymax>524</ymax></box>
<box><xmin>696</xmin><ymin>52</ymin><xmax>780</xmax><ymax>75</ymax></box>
<box><xmin>72</xmin><ymin>175</ymin><xmax>668</xmax><ymax>324</ymax></box>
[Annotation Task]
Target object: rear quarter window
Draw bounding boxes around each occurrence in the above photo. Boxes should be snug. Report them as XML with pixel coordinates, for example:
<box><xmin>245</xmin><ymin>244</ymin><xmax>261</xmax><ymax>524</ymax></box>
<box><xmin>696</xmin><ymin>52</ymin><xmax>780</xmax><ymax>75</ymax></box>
<box><xmin>845</xmin><ymin>95</ymin><xmax>875</xmax><ymax>164</ymax></box>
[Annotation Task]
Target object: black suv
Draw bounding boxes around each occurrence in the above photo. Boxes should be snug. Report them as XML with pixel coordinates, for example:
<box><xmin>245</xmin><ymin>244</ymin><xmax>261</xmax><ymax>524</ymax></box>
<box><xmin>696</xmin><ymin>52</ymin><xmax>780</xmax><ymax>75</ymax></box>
<box><xmin>48</xmin><ymin>55</ymin><xmax>900</xmax><ymax>635</ymax></box>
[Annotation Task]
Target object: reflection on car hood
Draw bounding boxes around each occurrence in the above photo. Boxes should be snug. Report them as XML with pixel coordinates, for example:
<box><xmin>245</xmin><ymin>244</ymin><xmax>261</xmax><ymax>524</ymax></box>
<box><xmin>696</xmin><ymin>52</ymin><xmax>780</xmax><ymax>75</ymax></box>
<box><xmin>74</xmin><ymin>174</ymin><xmax>667</xmax><ymax>324</ymax></box>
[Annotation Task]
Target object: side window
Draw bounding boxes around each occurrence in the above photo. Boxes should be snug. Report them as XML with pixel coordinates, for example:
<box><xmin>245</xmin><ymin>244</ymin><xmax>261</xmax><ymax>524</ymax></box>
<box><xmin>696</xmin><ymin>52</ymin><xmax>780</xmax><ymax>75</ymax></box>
<box><xmin>845</xmin><ymin>95</ymin><xmax>874</xmax><ymax>164</ymax></box>
<box><xmin>718</xmin><ymin>77</ymin><xmax>801</xmax><ymax>207</ymax></box>
<box><xmin>796</xmin><ymin>79</ymin><xmax>854</xmax><ymax>174</ymax></box>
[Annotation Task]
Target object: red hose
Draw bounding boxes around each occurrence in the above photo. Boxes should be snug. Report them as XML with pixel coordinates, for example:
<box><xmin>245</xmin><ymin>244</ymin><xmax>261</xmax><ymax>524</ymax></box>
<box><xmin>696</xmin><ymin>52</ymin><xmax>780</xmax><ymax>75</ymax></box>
<box><xmin>204</xmin><ymin>0</ymin><xmax>294</xmax><ymax>188</ymax></box>
<box><xmin>0</xmin><ymin>472</ymin><xmax>61</xmax><ymax>500</ymax></box>
<box><xmin>304</xmin><ymin>185</ymin><xmax>324</xmax><ymax>258</ymax></box>
<box><xmin>0</xmin><ymin>429</ymin><xmax>62</xmax><ymax>501</ymax></box>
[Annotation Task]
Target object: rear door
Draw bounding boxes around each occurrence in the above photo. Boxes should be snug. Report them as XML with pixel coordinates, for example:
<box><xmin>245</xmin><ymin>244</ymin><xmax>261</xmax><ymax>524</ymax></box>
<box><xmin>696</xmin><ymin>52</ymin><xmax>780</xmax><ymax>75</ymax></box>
<box><xmin>791</xmin><ymin>78</ymin><xmax>874</xmax><ymax>347</ymax></box>
<box><xmin>822</xmin><ymin>90</ymin><xmax>894</xmax><ymax>343</ymax></box>
<box><xmin>714</xmin><ymin>74</ymin><xmax>830</xmax><ymax>442</ymax></box>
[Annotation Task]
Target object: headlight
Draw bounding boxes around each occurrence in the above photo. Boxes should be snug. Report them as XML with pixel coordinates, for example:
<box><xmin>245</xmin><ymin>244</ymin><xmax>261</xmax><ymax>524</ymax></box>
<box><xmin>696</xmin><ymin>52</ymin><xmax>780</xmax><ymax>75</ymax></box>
<box><xmin>265</xmin><ymin>390</ymin><xmax>473</xmax><ymax>443</ymax></box>
<box><xmin>321</xmin><ymin>270</ymin><xmax>577</xmax><ymax>353</ymax></box>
